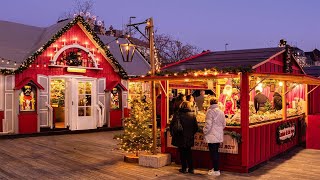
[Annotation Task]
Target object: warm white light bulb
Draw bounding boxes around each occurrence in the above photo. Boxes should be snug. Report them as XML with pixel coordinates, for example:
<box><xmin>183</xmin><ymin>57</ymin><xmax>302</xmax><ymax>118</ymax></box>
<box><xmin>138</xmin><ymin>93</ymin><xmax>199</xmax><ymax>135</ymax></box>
<box><xmin>279</xmin><ymin>82</ymin><xmax>283</xmax><ymax>87</ymax></box>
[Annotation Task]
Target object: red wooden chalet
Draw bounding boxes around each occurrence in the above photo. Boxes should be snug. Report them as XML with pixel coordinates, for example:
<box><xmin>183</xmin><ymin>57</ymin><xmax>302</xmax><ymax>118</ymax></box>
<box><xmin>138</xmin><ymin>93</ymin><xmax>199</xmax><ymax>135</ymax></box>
<box><xmin>0</xmin><ymin>16</ymin><xmax>151</xmax><ymax>134</ymax></box>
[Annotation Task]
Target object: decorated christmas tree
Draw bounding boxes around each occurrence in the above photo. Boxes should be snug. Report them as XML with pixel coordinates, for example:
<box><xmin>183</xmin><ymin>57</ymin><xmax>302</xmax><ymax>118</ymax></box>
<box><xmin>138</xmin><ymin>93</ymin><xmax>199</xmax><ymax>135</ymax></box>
<box><xmin>114</xmin><ymin>97</ymin><xmax>154</xmax><ymax>156</ymax></box>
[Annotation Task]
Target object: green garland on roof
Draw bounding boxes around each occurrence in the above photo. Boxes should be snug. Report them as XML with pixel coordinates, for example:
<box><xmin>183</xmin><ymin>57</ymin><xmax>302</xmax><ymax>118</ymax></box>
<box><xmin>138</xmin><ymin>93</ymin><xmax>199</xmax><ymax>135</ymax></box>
<box><xmin>155</xmin><ymin>66</ymin><xmax>253</xmax><ymax>77</ymax></box>
<box><xmin>129</xmin><ymin>66</ymin><xmax>252</xmax><ymax>79</ymax></box>
<box><xmin>0</xmin><ymin>16</ymin><xmax>128</xmax><ymax>79</ymax></box>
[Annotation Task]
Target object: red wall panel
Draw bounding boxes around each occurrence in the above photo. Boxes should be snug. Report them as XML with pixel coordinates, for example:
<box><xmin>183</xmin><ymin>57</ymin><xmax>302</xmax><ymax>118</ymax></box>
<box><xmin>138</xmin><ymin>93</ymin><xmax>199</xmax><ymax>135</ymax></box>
<box><xmin>248</xmin><ymin>118</ymin><xmax>299</xmax><ymax>168</ymax></box>
<box><xmin>308</xmin><ymin>85</ymin><xmax>320</xmax><ymax>114</ymax></box>
<box><xmin>110</xmin><ymin>110</ymin><xmax>122</xmax><ymax>127</ymax></box>
<box><xmin>18</xmin><ymin>113</ymin><xmax>37</xmax><ymax>134</ymax></box>
<box><xmin>307</xmin><ymin>115</ymin><xmax>320</xmax><ymax>149</ymax></box>
<box><xmin>123</xmin><ymin>108</ymin><xmax>130</xmax><ymax>118</ymax></box>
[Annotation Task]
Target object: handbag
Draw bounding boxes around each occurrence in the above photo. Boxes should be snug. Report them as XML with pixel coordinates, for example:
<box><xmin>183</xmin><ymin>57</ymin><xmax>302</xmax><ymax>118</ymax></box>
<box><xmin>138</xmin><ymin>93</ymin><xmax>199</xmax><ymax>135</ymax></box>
<box><xmin>170</xmin><ymin>112</ymin><xmax>183</xmax><ymax>136</ymax></box>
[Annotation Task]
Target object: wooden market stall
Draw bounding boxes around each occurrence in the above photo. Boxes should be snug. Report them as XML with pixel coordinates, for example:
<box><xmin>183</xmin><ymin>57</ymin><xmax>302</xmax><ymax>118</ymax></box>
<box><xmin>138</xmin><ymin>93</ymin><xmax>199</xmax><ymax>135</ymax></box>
<box><xmin>130</xmin><ymin>46</ymin><xmax>320</xmax><ymax>172</ymax></box>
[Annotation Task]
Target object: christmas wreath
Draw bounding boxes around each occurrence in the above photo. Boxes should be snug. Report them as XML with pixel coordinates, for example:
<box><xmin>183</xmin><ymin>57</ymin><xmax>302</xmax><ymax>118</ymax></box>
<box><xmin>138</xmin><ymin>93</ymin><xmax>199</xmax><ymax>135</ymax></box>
<box><xmin>66</xmin><ymin>51</ymin><xmax>82</xmax><ymax>66</ymax></box>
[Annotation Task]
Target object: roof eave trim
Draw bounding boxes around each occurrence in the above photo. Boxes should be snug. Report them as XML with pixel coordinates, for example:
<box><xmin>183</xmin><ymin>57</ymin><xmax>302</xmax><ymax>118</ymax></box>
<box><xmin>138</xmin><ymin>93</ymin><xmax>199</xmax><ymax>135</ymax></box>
<box><xmin>161</xmin><ymin>51</ymin><xmax>211</xmax><ymax>70</ymax></box>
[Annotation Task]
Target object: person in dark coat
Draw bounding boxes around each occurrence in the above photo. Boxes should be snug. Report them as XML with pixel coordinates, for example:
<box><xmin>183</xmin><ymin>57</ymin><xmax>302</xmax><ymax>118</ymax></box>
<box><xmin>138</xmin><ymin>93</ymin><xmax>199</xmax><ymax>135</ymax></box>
<box><xmin>170</xmin><ymin>101</ymin><xmax>198</xmax><ymax>174</ymax></box>
<box><xmin>273</xmin><ymin>92</ymin><xmax>282</xmax><ymax>110</ymax></box>
<box><xmin>254</xmin><ymin>90</ymin><xmax>269</xmax><ymax>113</ymax></box>
<box><xmin>173</xmin><ymin>93</ymin><xmax>186</xmax><ymax>113</ymax></box>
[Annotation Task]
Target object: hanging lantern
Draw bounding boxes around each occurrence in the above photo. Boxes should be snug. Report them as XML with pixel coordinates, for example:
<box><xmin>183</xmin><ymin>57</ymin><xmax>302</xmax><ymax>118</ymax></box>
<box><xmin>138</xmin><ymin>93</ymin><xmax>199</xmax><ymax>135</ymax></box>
<box><xmin>119</xmin><ymin>43</ymin><xmax>136</xmax><ymax>62</ymax></box>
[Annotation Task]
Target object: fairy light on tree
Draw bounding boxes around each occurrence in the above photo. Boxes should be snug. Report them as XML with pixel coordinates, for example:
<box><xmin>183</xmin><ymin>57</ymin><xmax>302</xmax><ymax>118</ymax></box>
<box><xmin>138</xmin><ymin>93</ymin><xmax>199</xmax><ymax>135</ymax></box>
<box><xmin>114</xmin><ymin>97</ymin><xmax>154</xmax><ymax>156</ymax></box>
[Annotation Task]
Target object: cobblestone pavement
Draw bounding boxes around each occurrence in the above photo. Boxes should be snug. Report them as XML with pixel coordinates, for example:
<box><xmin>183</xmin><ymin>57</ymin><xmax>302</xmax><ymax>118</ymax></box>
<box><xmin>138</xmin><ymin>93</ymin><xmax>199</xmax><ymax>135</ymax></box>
<box><xmin>0</xmin><ymin>131</ymin><xmax>319</xmax><ymax>179</ymax></box>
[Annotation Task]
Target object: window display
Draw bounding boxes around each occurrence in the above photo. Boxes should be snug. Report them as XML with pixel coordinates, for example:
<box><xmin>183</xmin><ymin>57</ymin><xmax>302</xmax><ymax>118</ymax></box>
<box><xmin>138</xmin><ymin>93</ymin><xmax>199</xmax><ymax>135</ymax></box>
<box><xmin>50</xmin><ymin>79</ymin><xmax>65</xmax><ymax>108</ymax></box>
<box><xmin>78</xmin><ymin>82</ymin><xmax>92</xmax><ymax>116</ymax></box>
<box><xmin>19</xmin><ymin>83</ymin><xmax>36</xmax><ymax>112</ymax></box>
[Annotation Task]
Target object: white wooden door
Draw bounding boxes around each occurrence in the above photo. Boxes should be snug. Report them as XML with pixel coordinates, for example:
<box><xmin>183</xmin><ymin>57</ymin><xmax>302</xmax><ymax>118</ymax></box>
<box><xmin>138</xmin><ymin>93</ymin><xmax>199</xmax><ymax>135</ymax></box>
<box><xmin>38</xmin><ymin>75</ymin><xmax>50</xmax><ymax>128</ymax></box>
<box><xmin>75</xmin><ymin>79</ymin><xmax>96</xmax><ymax>130</ymax></box>
<box><xmin>4</xmin><ymin>75</ymin><xmax>14</xmax><ymax>133</ymax></box>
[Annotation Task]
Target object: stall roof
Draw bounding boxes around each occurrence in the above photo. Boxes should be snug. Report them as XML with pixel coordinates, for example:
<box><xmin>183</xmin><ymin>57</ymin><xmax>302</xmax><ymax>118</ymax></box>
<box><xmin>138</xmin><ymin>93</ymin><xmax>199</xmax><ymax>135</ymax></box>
<box><xmin>303</xmin><ymin>66</ymin><xmax>320</xmax><ymax>78</ymax></box>
<box><xmin>162</xmin><ymin>47</ymin><xmax>285</xmax><ymax>72</ymax></box>
<box><xmin>0</xmin><ymin>19</ymin><xmax>72</xmax><ymax>68</ymax></box>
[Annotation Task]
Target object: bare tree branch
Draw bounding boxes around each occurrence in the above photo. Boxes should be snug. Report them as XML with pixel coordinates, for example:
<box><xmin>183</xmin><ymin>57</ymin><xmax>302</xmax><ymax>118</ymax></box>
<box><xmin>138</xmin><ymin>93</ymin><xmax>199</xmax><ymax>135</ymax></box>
<box><xmin>58</xmin><ymin>0</ymin><xmax>94</xmax><ymax>21</ymax></box>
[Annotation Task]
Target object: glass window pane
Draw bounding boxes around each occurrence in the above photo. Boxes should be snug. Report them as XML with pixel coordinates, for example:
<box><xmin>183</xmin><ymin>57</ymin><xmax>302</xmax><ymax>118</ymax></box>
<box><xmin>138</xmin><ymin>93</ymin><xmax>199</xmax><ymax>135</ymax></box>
<box><xmin>86</xmin><ymin>107</ymin><xmax>91</xmax><ymax>116</ymax></box>
<box><xmin>86</xmin><ymin>95</ymin><xmax>91</xmax><ymax>106</ymax></box>
<box><xmin>78</xmin><ymin>107</ymin><xmax>85</xmax><ymax>116</ymax></box>
<box><xmin>78</xmin><ymin>82</ymin><xmax>85</xmax><ymax>94</ymax></box>
<box><xmin>78</xmin><ymin>95</ymin><xmax>86</xmax><ymax>106</ymax></box>
<box><xmin>85</xmin><ymin>82</ymin><xmax>92</xmax><ymax>94</ymax></box>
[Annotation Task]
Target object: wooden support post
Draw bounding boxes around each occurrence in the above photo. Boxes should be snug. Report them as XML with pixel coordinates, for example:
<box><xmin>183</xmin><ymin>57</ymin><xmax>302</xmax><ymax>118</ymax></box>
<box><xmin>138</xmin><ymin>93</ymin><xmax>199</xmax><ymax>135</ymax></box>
<box><xmin>240</xmin><ymin>73</ymin><xmax>249</xmax><ymax>170</ymax></box>
<box><xmin>160</xmin><ymin>80</ymin><xmax>169</xmax><ymax>153</ymax></box>
<box><xmin>216</xmin><ymin>83</ymin><xmax>220</xmax><ymax>99</ymax></box>
<box><xmin>305</xmin><ymin>84</ymin><xmax>308</xmax><ymax>124</ymax></box>
<box><xmin>282</xmin><ymin>81</ymin><xmax>287</xmax><ymax>120</ymax></box>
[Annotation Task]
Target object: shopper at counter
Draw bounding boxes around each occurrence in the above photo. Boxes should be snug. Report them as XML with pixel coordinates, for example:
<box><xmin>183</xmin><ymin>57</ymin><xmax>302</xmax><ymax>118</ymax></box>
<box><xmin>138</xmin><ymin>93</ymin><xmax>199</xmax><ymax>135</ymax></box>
<box><xmin>203</xmin><ymin>98</ymin><xmax>226</xmax><ymax>176</ymax></box>
<box><xmin>173</xmin><ymin>93</ymin><xmax>186</xmax><ymax>113</ymax></box>
<box><xmin>186</xmin><ymin>94</ymin><xmax>198</xmax><ymax>115</ymax></box>
<box><xmin>170</xmin><ymin>101</ymin><xmax>198</xmax><ymax>174</ymax></box>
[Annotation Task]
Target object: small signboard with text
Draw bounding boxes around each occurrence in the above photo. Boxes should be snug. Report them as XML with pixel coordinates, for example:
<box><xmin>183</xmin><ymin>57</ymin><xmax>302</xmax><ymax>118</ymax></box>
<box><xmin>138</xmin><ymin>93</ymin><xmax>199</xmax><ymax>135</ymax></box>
<box><xmin>277</xmin><ymin>122</ymin><xmax>296</xmax><ymax>144</ymax></box>
<box><xmin>167</xmin><ymin>132</ymin><xmax>238</xmax><ymax>154</ymax></box>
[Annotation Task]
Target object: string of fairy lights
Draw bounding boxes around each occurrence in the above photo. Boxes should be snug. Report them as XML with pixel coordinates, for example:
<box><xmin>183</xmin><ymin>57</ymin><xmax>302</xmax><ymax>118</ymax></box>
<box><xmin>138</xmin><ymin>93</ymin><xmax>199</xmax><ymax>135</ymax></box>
<box><xmin>0</xmin><ymin>57</ymin><xmax>18</xmax><ymax>67</ymax></box>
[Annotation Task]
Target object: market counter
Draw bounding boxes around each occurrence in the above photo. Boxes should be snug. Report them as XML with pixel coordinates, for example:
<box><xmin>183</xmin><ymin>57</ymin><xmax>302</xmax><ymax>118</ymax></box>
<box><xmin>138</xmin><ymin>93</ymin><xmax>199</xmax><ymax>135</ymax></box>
<box><xmin>165</xmin><ymin>115</ymin><xmax>305</xmax><ymax>172</ymax></box>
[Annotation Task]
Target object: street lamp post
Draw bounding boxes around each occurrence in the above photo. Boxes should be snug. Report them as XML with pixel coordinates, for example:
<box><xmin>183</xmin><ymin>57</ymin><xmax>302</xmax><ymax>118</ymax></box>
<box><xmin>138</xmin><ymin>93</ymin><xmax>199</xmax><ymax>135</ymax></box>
<box><xmin>127</xmin><ymin>17</ymin><xmax>158</xmax><ymax>155</ymax></box>
<box><xmin>129</xmin><ymin>16</ymin><xmax>136</xmax><ymax>37</ymax></box>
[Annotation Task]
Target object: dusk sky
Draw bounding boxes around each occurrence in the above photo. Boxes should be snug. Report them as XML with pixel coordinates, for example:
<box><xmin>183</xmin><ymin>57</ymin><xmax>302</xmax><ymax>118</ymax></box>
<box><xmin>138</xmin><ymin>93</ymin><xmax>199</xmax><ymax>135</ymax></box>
<box><xmin>1</xmin><ymin>0</ymin><xmax>320</xmax><ymax>52</ymax></box>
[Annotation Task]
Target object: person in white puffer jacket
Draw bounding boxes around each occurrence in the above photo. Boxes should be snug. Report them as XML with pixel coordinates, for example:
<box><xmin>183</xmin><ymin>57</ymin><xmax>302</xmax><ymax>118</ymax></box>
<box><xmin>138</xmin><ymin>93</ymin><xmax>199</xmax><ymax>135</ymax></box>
<box><xmin>203</xmin><ymin>98</ymin><xmax>226</xmax><ymax>176</ymax></box>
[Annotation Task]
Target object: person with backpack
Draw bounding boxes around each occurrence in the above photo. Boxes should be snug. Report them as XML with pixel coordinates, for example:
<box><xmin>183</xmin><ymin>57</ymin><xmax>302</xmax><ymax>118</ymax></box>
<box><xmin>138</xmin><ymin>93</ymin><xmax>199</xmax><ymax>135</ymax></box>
<box><xmin>170</xmin><ymin>101</ymin><xmax>198</xmax><ymax>174</ymax></box>
<box><xmin>203</xmin><ymin>98</ymin><xmax>226</xmax><ymax>176</ymax></box>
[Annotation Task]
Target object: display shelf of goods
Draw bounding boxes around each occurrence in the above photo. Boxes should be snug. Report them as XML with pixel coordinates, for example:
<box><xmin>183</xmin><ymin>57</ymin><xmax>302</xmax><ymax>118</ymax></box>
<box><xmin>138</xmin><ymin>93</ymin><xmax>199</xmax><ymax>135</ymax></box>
<box><xmin>196</xmin><ymin>111</ymin><xmax>206</xmax><ymax>123</ymax></box>
<box><xmin>226</xmin><ymin>111</ymin><xmax>241</xmax><ymax>126</ymax></box>
<box><xmin>287</xmin><ymin>108</ymin><xmax>304</xmax><ymax>118</ymax></box>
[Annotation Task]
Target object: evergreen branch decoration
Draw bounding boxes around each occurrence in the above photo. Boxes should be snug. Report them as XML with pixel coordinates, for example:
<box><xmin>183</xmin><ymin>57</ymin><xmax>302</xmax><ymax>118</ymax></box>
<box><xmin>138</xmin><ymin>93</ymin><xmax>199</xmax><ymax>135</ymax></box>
<box><xmin>129</xmin><ymin>65</ymin><xmax>253</xmax><ymax>78</ymax></box>
<box><xmin>224</xmin><ymin>131</ymin><xmax>242</xmax><ymax>144</ymax></box>
<box><xmin>0</xmin><ymin>16</ymin><xmax>128</xmax><ymax>79</ymax></box>
<box><xmin>284</xmin><ymin>45</ymin><xmax>293</xmax><ymax>73</ymax></box>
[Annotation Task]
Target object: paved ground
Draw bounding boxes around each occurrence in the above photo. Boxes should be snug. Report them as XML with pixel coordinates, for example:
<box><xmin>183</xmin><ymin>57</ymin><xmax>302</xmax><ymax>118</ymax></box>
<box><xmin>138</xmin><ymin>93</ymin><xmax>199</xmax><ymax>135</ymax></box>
<box><xmin>0</xmin><ymin>131</ymin><xmax>320</xmax><ymax>180</ymax></box>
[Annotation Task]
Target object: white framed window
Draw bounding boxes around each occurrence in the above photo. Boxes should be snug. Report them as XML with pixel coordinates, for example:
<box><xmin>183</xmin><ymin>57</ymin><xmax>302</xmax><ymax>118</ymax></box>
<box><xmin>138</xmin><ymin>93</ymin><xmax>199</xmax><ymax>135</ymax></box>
<box><xmin>0</xmin><ymin>74</ymin><xmax>4</xmax><ymax>110</ymax></box>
